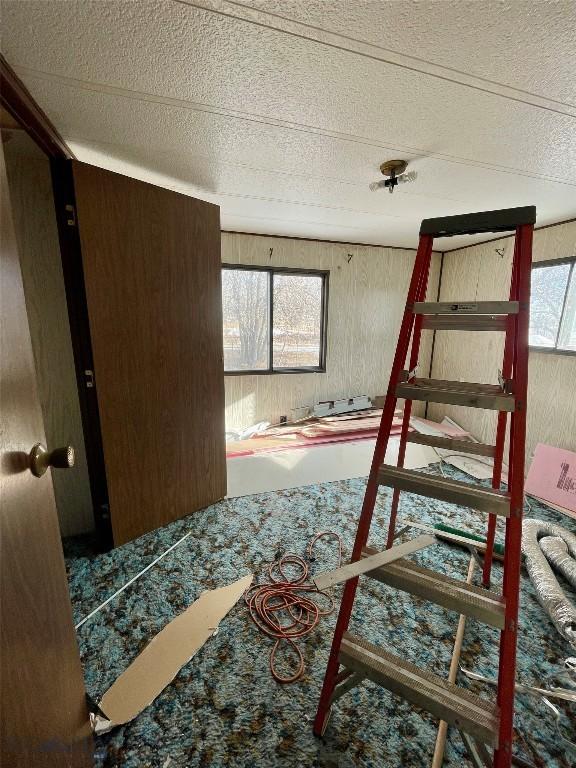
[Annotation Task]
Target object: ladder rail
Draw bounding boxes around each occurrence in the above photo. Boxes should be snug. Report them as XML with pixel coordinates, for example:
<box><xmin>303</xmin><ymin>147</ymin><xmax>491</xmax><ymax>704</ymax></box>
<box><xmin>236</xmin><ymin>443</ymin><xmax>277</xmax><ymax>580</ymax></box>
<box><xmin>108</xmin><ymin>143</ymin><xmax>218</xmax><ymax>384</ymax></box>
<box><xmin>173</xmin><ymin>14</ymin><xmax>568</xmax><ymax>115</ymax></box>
<box><xmin>483</xmin><ymin>237</ymin><xmax>520</xmax><ymax>587</ymax></box>
<box><xmin>386</xmin><ymin>259</ymin><xmax>432</xmax><ymax>549</ymax></box>
<box><xmin>493</xmin><ymin>223</ymin><xmax>533</xmax><ymax>768</ymax></box>
<box><xmin>312</xmin><ymin>233</ymin><xmax>434</xmax><ymax>736</ymax></box>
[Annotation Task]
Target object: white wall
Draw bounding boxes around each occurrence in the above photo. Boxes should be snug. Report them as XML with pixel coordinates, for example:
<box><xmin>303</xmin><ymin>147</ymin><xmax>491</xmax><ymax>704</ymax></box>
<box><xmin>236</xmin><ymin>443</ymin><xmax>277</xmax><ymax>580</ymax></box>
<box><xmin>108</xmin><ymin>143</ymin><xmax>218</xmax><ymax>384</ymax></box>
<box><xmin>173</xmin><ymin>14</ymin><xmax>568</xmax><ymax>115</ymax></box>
<box><xmin>222</xmin><ymin>232</ymin><xmax>441</xmax><ymax>430</ymax></box>
<box><xmin>428</xmin><ymin>220</ymin><xmax>576</xmax><ymax>463</ymax></box>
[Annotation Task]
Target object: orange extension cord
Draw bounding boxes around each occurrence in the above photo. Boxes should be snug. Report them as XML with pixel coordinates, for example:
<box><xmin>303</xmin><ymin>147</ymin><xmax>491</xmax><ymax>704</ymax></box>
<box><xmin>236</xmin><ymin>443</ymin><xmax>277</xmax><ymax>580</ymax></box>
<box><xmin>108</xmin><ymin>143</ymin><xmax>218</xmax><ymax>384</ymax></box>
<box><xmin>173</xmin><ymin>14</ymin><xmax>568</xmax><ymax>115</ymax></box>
<box><xmin>245</xmin><ymin>531</ymin><xmax>343</xmax><ymax>683</ymax></box>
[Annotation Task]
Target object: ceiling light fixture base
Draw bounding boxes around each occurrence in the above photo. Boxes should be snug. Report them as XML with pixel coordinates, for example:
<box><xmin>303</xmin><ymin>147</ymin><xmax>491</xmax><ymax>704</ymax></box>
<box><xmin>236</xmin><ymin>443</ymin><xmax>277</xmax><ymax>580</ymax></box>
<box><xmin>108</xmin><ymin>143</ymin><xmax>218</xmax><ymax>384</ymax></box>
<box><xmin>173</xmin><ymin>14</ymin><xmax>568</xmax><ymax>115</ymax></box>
<box><xmin>379</xmin><ymin>160</ymin><xmax>408</xmax><ymax>177</ymax></box>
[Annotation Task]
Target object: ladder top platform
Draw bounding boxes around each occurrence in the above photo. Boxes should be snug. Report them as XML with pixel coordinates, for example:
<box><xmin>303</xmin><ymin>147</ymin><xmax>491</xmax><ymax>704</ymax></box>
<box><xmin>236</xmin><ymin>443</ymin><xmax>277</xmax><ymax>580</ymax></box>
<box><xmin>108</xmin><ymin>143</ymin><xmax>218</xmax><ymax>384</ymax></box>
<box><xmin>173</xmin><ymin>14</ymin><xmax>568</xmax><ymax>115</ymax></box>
<box><xmin>420</xmin><ymin>206</ymin><xmax>536</xmax><ymax>238</ymax></box>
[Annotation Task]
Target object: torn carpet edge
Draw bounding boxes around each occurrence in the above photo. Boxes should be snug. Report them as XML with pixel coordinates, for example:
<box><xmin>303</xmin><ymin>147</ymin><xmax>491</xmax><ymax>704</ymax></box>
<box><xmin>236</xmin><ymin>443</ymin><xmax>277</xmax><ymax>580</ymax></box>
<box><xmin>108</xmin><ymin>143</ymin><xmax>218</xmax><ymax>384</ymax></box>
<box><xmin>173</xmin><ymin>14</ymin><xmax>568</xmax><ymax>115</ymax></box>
<box><xmin>91</xmin><ymin>573</ymin><xmax>253</xmax><ymax>734</ymax></box>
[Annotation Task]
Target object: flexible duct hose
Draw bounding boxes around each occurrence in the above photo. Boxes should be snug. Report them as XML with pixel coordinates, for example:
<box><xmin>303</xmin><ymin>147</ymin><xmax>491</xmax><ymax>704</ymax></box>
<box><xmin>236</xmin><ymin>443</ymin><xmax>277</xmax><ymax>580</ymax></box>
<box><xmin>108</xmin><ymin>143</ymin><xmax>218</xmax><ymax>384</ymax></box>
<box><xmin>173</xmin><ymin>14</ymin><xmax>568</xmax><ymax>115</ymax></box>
<box><xmin>522</xmin><ymin>519</ymin><xmax>576</xmax><ymax>649</ymax></box>
<box><xmin>540</xmin><ymin>536</ymin><xmax>576</xmax><ymax>587</ymax></box>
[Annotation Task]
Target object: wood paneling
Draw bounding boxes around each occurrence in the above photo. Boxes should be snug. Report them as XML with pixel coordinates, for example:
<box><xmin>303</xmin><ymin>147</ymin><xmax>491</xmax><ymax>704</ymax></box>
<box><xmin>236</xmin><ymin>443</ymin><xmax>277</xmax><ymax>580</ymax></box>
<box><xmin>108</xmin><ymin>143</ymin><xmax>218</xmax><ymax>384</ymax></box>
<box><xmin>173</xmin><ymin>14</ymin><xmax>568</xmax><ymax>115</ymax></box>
<box><xmin>429</xmin><ymin>221</ymin><xmax>576</xmax><ymax>462</ymax></box>
<box><xmin>73</xmin><ymin>162</ymin><xmax>226</xmax><ymax>546</ymax></box>
<box><xmin>1</xmin><ymin>141</ymin><xmax>91</xmax><ymax>767</ymax></box>
<box><xmin>0</xmin><ymin>53</ymin><xmax>73</xmax><ymax>159</ymax></box>
<box><xmin>4</xmin><ymin>132</ymin><xmax>93</xmax><ymax>536</ymax></box>
<box><xmin>222</xmin><ymin>233</ymin><xmax>441</xmax><ymax>430</ymax></box>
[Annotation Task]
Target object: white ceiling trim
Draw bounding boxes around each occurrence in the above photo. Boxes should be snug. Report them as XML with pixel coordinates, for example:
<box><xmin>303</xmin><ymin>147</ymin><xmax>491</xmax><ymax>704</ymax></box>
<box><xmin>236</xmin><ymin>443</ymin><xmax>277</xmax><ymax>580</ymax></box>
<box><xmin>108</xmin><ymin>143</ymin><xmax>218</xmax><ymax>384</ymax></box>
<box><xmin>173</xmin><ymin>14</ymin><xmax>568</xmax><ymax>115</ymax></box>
<box><xmin>181</xmin><ymin>0</ymin><xmax>576</xmax><ymax>117</ymax></box>
<box><xmin>16</xmin><ymin>65</ymin><xmax>576</xmax><ymax>189</ymax></box>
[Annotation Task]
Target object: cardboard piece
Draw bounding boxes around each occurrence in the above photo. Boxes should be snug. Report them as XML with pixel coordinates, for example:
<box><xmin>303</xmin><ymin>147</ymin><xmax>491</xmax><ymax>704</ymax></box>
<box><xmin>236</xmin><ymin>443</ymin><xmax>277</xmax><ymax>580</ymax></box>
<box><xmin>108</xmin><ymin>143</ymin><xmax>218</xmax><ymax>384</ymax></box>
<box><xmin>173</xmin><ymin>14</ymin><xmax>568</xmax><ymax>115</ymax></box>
<box><xmin>93</xmin><ymin>574</ymin><xmax>253</xmax><ymax>734</ymax></box>
<box><xmin>525</xmin><ymin>443</ymin><xmax>576</xmax><ymax>515</ymax></box>
<box><xmin>410</xmin><ymin>416</ymin><xmax>470</xmax><ymax>438</ymax></box>
<box><xmin>412</xmin><ymin>415</ymin><xmax>510</xmax><ymax>483</ymax></box>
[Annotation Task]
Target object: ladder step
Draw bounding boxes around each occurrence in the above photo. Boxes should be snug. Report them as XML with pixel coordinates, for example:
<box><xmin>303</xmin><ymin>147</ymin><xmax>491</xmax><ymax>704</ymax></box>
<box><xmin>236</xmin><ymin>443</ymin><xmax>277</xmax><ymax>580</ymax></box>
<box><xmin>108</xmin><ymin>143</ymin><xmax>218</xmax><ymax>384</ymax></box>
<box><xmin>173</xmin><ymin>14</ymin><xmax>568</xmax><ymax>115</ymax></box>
<box><xmin>361</xmin><ymin>549</ymin><xmax>505</xmax><ymax>628</ymax></box>
<box><xmin>339</xmin><ymin>633</ymin><xmax>499</xmax><ymax>747</ymax></box>
<box><xmin>406</xmin><ymin>432</ymin><xmax>496</xmax><ymax>457</ymax></box>
<box><xmin>396</xmin><ymin>377</ymin><xmax>514</xmax><ymax>411</ymax></box>
<box><xmin>378</xmin><ymin>465</ymin><xmax>510</xmax><ymax>517</ymax></box>
<box><xmin>413</xmin><ymin>301</ymin><xmax>519</xmax><ymax>316</ymax></box>
<box><xmin>421</xmin><ymin>315</ymin><xmax>507</xmax><ymax>331</ymax></box>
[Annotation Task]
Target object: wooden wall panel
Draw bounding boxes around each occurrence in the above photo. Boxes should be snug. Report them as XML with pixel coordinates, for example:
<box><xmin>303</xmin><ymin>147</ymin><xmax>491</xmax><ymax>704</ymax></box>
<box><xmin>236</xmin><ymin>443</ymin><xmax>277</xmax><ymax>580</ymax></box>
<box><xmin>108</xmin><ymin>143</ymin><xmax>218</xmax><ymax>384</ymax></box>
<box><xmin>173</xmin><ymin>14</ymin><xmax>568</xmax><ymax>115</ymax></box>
<box><xmin>429</xmin><ymin>221</ymin><xmax>576</xmax><ymax>462</ymax></box>
<box><xmin>73</xmin><ymin>163</ymin><xmax>226</xmax><ymax>546</ymax></box>
<box><xmin>222</xmin><ymin>233</ymin><xmax>441</xmax><ymax>430</ymax></box>
<box><xmin>4</xmin><ymin>132</ymin><xmax>93</xmax><ymax>536</ymax></box>
<box><xmin>1</xmin><ymin>139</ymin><xmax>91</xmax><ymax>767</ymax></box>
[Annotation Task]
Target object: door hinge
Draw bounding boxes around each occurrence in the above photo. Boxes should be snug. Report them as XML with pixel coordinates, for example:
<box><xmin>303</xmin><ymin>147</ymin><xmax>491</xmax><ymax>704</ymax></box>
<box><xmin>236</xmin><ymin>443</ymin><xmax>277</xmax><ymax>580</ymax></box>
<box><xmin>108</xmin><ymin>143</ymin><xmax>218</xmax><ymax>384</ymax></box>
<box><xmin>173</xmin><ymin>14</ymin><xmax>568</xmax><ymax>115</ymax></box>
<box><xmin>65</xmin><ymin>204</ymin><xmax>76</xmax><ymax>227</ymax></box>
<box><xmin>85</xmin><ymin>369</ymin><xmax>94</xmax><ymax>388</ymax></box>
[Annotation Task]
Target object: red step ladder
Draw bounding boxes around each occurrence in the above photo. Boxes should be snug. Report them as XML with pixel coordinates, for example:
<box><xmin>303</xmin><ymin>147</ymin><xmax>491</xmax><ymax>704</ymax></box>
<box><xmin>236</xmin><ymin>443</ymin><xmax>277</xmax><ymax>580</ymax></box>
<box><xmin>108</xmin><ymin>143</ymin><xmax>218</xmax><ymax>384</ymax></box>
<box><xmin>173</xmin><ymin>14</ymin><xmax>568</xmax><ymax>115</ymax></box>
<box><xmin>313</xmin><ymin>206</ymin><xmax>535</xmax><ymax>768</ymax></box>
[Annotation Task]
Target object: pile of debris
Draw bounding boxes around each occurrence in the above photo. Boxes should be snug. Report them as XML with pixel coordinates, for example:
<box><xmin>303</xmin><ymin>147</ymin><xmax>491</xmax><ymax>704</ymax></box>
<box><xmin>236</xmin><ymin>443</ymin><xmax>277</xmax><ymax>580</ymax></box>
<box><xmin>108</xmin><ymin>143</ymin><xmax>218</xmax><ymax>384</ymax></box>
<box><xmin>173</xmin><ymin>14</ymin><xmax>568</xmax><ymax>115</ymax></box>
<box><xmin>226</xmin><ymin>396</ymin><xmax>405</xmax><ymax>458</ymax></box>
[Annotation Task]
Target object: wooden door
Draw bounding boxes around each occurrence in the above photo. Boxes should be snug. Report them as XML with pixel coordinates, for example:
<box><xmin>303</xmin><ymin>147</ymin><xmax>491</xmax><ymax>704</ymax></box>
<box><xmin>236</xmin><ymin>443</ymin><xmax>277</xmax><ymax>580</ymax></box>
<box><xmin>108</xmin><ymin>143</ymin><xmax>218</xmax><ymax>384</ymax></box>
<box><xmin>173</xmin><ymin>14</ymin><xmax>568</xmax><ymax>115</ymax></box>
<box><xmin>72</xmin><ymin>163</ymin><xmax>226</xmax><ymax>546</ymax></box>
<box><xmin>0</xmin><ymin>144</ymin><xmax>92</xmax><ymax>765</ymax></box>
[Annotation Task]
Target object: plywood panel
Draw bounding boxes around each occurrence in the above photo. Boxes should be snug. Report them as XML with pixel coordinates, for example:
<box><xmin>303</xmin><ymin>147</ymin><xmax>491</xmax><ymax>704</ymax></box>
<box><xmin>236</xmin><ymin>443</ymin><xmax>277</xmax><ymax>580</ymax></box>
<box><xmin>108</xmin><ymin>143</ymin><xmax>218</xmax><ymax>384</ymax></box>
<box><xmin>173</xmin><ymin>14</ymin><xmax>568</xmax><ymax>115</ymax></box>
<box><xmin>222</xmin><ymin>233</ymin><xmax>441</xmax><ymax>430</ymax></box>
<box><xmin>429</xmin><ymin>221</ymin><xmax>576</xmax><ymax>462</ymax></box>
<box><xmin>4</xmin><ymin>132</ymin><xmax>93</xmax><ymax>536</ymax></box>
<box><xmin>73</xmin><ymin>162</ymin><xmax>226</xmax><ymax>546</ymax></box>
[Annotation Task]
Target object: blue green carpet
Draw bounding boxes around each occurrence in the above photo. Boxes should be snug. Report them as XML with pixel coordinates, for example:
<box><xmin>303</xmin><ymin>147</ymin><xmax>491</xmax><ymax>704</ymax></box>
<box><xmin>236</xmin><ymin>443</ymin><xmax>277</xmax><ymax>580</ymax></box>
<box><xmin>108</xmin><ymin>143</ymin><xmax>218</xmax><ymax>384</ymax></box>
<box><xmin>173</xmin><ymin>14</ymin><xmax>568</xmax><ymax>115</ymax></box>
<box><xmin>64</xmin><ymin>466</ymin><xmax>575</xmax><ymax>768</ymax></box>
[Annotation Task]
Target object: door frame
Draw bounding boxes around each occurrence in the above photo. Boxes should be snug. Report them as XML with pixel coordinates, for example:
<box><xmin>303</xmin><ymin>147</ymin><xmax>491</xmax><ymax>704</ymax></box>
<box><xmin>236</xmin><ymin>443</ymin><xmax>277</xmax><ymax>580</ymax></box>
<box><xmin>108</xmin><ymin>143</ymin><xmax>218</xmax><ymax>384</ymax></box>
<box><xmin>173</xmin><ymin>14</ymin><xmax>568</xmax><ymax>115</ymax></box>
<box><xmin>1</xmin><ymin>55</ymin><xmax>112</xmax><ymax>547</ymax></box>
<box><xmin>0</xmin><ymin>55</ymin><xmax>73</xmax><ymax>159</ymax></box>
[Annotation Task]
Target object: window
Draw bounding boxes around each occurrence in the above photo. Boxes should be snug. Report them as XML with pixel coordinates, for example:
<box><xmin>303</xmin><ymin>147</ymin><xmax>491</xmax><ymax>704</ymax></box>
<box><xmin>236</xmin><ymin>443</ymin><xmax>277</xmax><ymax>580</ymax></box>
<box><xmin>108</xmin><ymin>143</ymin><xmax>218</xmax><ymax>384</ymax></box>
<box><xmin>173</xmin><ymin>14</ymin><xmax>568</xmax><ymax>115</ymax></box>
<box><xmin>222</xmin><ymin>265</ymin><xmax>328</xmax><ymax>373</ymax></box>
<box><xmin>529</xmin><ymin>258</ymin><xmax>575</xmax><ymax>353</ymax></box>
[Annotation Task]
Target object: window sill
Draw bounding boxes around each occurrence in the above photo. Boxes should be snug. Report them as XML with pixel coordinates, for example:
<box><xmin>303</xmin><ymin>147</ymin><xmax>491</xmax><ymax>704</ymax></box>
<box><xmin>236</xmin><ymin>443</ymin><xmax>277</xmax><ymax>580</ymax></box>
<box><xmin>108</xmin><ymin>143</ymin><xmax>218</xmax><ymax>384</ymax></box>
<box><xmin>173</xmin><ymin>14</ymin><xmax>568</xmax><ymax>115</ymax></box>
<box><xmin>224</xmin><ymin>367</ymin><xmax>327</xmax><ymax>376</ymax></box>
<box><xmin>529</xmin><ymin>346</ymin><xmax>576</xmax><ymax>357</ymax></box>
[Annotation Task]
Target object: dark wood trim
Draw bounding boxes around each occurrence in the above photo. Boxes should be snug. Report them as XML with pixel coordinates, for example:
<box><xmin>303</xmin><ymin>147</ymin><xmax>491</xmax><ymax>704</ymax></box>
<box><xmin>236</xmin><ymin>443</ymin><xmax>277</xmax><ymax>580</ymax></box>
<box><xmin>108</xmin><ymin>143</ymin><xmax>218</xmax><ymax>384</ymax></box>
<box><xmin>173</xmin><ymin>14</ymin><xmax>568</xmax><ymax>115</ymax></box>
<box><xmin>50</xmin><ymin>158</ymin><xmax>112</xmax><ymax>549</ymax></box>
<box><xmin>532</xmin><ymin>255</ymin><xmax>576</xmax><ymax>269</ymax></box>
<box><xmin>222</xmin><ymin>262</ymin><xmax>329</xmax><ymax>277</ymax></box>
<box><xmin>223</xmin><ymin>218</ymin><xmax>576</xmax><ymax>254</ymax></box>
<box><xmin>529</xmin><ymin>346</ymin><xmax>576</xmax><ymax>357</ymax></box>
<box><xmin>224</xmin><ymin>366</ymin><xmax>327</xmax><ymax>376</ymax></box>
<box><xmin>441</xmin><ymin>217</ymin><xmax>576</xmax><ymax>253</ymax></box>
<box><xmin>0</xmin><ymin>54</ymin><xmax>74</xmax><ymax>159</ymax></box>
<box><xmin>221</xmin><ymin>229</ymin><xmax>441</xmax><ymax>253</ymax></box>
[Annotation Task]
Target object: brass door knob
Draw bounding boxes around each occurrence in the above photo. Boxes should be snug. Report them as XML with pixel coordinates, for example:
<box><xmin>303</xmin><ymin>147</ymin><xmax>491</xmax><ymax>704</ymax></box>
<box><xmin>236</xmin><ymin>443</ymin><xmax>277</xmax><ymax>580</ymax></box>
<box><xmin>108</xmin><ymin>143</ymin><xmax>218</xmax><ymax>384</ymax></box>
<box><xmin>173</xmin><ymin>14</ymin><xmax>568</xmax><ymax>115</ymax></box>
<box><xmin>29</xmin><ymin>443</ymin><xmax>75</xmax><ymax>477</ymax></box>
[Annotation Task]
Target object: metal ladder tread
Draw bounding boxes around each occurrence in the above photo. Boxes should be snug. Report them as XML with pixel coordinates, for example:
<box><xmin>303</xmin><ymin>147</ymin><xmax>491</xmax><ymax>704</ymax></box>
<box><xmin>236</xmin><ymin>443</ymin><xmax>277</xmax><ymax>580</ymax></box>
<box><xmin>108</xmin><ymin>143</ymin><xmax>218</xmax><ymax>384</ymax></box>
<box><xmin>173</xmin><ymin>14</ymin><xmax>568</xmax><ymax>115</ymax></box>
<box><xmin>378</xmin><ymin>465</ymin><xmax>510</xmax><ymax>516</ymax></box>
<box><xmin>340</xmin><ymin>632</ymin><xmax>499</xmax><ymax>747</ymax></box>
<box><xmin>406</xmin><ymin>432</ymin><xmax>496</xmax><ymax>458</ymax></box>
<box><xmin>396</xmin><ymin>377</ymin><xmax>515</xmax><ymax>411</ymax></box>
<box><xmin>399</xmin><ymin>377</ymin><xmax>507</xmax><ymax>393</ymax></box>
<box><xmin>413</xmin><ymin>301</ymin><xmax>519</xmax><ymax>316</ymax></box>
<box><xmin>421</xmin><ymin>315</ymin><xmax>507</xmax><ymax>331</ymax></box>
<box><xmin>361</xmin><ymin>548</ymin><xmax>505</xmax><ymax>628</ymax></box>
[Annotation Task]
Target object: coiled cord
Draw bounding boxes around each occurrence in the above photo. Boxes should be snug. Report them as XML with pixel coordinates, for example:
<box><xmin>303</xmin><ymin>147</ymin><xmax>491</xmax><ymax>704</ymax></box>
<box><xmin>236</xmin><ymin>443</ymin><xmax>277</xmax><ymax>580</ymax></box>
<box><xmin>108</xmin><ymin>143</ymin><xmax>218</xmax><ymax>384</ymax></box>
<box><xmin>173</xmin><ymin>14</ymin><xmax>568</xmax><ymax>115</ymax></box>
<box><xmin>245</xmin><ymin>531</ymin><xmax>343</xmax><ymax>683</ymax></box>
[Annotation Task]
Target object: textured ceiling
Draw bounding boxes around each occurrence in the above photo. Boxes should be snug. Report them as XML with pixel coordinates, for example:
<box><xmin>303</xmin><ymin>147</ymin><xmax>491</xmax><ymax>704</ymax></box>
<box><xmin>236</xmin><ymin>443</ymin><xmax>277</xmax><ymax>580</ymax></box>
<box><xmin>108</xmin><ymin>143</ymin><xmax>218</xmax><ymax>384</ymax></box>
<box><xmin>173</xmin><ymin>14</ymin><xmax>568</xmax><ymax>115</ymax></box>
<box><xmin>2</xmin><ymin>0</ymin><xmax>576</xmax><ymax>249</ymax></box>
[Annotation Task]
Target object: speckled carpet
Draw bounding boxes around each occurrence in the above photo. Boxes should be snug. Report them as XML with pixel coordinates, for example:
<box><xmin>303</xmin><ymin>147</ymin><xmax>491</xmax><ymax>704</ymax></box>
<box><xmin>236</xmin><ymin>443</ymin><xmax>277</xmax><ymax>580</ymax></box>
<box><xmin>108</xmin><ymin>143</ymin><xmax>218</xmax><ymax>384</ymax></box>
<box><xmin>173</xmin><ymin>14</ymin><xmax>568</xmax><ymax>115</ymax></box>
<box><xmin>64</xmin><ymin>466</ymin><xmax>575</xmax><ymax>768</ymax></box>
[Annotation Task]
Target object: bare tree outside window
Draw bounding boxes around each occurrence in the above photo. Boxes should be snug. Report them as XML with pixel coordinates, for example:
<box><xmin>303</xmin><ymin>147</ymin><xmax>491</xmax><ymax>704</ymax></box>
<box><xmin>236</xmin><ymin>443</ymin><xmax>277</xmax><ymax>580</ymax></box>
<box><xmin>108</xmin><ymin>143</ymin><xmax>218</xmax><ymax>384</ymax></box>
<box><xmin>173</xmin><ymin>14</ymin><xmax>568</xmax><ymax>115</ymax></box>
<box><xmin>529</xmin><ymin>260</ymin><xmax>575</xmax><ymax>352</ymax></box>
<box><xmin>222</xmin><ymin>269</ymin><xmax>269</xmax><ymax>370</ymax></box>
<box><xmin>222</xmin><ymin>267</ymin><xmax>327</xmax><ymax>372</ymax></box>
<box><xmin>558</xmin><ymin>269</ymin><xmax>576</xmax><ymax>351</ymax></box>
<box><xmin>273</xmin><ymin>274</ymin><xmax>322</xmax><ymax>368</ymax></box>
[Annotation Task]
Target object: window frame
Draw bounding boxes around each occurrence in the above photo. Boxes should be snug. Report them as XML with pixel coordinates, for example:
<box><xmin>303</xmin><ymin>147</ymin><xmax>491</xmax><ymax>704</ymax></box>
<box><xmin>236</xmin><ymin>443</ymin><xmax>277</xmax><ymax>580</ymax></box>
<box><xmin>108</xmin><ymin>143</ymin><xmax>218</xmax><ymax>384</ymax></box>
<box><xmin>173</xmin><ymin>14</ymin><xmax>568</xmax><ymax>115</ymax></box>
<box><xmin>529</xmin><ymin>256</ymin><xmax>576</xmax><ymax>356</ymax></box>
<box><xmin>222</xmin><ymin>263</ymin><xmax>329</xmax><ymax>375</ymax></box>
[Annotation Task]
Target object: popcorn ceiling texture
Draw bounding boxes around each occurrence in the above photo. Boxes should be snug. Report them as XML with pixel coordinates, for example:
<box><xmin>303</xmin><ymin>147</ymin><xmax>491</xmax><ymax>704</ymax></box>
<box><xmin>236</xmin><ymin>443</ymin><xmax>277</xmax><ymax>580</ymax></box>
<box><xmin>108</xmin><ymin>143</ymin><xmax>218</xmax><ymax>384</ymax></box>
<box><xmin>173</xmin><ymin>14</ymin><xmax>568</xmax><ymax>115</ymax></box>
<box><xmin>3</xmin><ymin>1</ymin><xmax>576</xmax><ymax>249</ymax></box>
<box><xmin>65</xmin><ymin>467</ymin><xmax>574</xmax><ymax>767</ymax></box>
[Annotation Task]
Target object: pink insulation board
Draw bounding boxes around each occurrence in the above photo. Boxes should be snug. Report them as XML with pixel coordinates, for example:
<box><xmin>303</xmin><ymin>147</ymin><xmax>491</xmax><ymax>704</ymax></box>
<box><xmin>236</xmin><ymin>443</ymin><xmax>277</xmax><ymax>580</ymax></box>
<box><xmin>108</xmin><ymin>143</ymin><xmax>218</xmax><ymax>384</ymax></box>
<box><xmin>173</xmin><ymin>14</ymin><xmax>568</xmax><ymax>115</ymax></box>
<box><xmin>525</xmin><ymin>443</ymin><xmax>576</xmax><ymax>515</ymax></box>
